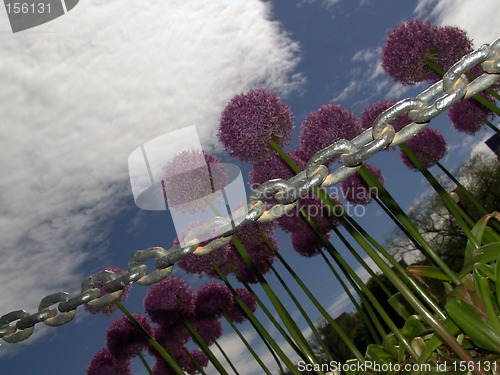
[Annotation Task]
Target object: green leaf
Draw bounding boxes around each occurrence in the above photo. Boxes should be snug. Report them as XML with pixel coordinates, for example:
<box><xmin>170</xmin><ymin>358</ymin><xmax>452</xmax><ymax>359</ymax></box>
<box><xmin>445</xmin><ymin>297</ymin><xmax>500</xmax><ymax>353</ymax></box>
<box><xmin>473</xmin><ymin>267</ymin><xmax>500</xmax><ymax>332</ymax></box>
<box><xmin>388</xmin><ymin>293</ymin><xmax>416</xmax><ymax>320</ymax></box>
<box><xmin>460</xmin><ymin>242</ymin><xmax>500</xmax><ymax>277</ymax></box>
<box><xmin>465</xmin><ymin>212</ymin><xmax>500</xmax><ymax>263</ymax></box>
<box><xmin>407</xmin><ymin>265</ymin><xmax>452</xmax><ymax>281</ymax></box>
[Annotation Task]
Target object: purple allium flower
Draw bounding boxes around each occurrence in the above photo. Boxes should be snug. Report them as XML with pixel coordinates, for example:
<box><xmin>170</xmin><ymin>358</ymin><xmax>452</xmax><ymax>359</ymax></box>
<box><xmin>150</xmin><ymin>323</ymin><xmax>189</xmax><ymax>356</ymax></box>
<box><xmin>227</xmin><ymin>222</ymin><xmax>279</xmax><ymax>284</ymax></box>
<box><xmin>195</xmin><ymin>282</ymin><xmax>233</xmax><ymax>319</ymax></box>
<box><xmin>226</xmin><ymin>288</ymin><xmax>257</xmax><ymax>323</ymax></box>
<box><xmin>144</xmin><ymin>276</ymin><xmax>195</xmax><ymax>326</ymax></box>
<box><xmin>152</xmin><ymin>358</ymin><xmax>178</xmax><ymax>375</ymax></box>
<box><xmin>179</xmin><ymin>349</ymin><xmax>209</xmax><ymax>375</ymax></box>
<box><xmin>400</xmin><ymin>128</ymin><xmax>447</xmax><ymax>169</ymax></box>
<box><xmin>448</xmin><ymin>93</ymin><xmax>495</xmax><ymax>135</ymax></box>
<box><xmin>194</xmin><ymin>318</ymin><xmax>223</xmax><ymax>346</ymax></box>
<box><xmin>249</xmin><ymin>150</ymin><xmax>306</xmax><ymax>189</ymax></box>
<box><xmin>161</xmin><ymin>150</ymin><xmax>228</xmax><ymax>213</ymax></box>
<box><xmin>218</xmin><ymin>88</ymin><xmax>293</xmax><ymax>162</ymax></box>
<box><xmin>278</xmin><ymin>193</ymin><xmax>341</xmax><ymax>233</ymax></box>
<box><xmin>84</xmin><ymin>266</ymin><xmax>131</xmax><ymax>315</ymax></box>
<box><xmin>178</xmin><ymin>244</ymin><xmax>230</xmax><ymax>278</ymax></box>
<box><xmin>106</xmin><ymin>314</ymin><xmax>152</xmax><ymax>359</ymax></box>
<box><xmin>381</xmin><ymin>19</ymin><xmax>472</xmax><ymax>85</ymax></box>
<box><xmin>291</xmin><ymin>223</ymin><xmax>330</xmax><ymax>257</ymax></box>
<box><xmin>299</xmin><ymin>104</ymin><xmax>360</xmax><ymax>161</ymax></box>
<box><xmin>359</xmin><ymin>100</ymin><xmax>410</xmax><ymax>133</ymax></box>
<box><xmin>87</xmin><ymin>348</ymin><xmax>131</xmax><ymax>375</ymax></box>
<box><xmin>341</xmin><ymin>163</ymin><xmax>384</xmax><ymax>205</ymax></box>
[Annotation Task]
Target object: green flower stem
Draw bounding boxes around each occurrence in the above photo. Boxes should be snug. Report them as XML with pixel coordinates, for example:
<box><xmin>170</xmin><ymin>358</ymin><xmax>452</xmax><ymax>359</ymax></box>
<box><xmin>214</xmin><ymin>265</ymin><xmax>302</xmax><ymax>375</ymax></box>
<box><xmin>332</xmin><ymin>214</ymin><xmax>481</xmax><ymax>367</ymax></box>
<box><xmin>301</xmin><ymin>208</ymin><xmax>417</xmax><ymax>359</ymax></box>
<box><xmin>268</xmin><ymin>261</ymin><xmax>337</xmax><ymax>362</ymax></box>
<box><xmin>435</xmin><ymin>161</ymin><xmax>489</xmax><ymax>218</ymax></box>
<box><xmin>223</xmin><ymin>314</ymin><xmax>275</xmax><ymax>375</ymax></box>
<box><xmin>271</xmin><ymin>249</ymin><xmax>366</xmax><ymax>362</ymax></box>
<box><xmin>484</xmin><ymin>118</ymin><xmax>500</xmax><ymax>134</ymax></box>
<box><xmin>425</xmin><ymin>60</ymin><xmax>500</xmax><ymax>117</ymax></box>
<box><xmin>114</xmin><ymin>301</ymin><xmax>184</xmax><ymax>375</ymax></box>
<box><xmin>399</xmin><ymin>144</ymin><xmax>480</xmax><ymax>249</ymax></box>
<box><xmin>231</xmin><ymin>236</ymin><xmax>324</xmax><ymax>372</ymax></box>
<box><xmin>184</xmin><ymin>320</ymin><xmax>229</xmax><ymax>375</ymax></box>
<box><xmin>358</xmin><ymin>164</ymin><xmax>461</xmax><ymax>286</ymax></box>
<box><xmin>214</xmin><ymin>340</ymin><xmax>240</xmax><ymax>375</ymax></box>
<box><xmin>137</xmin><ymin>352</ymin><xmax>154</xmax><ymax>375</ymax></box>
<box><xmin>295</xmin><ymin>206</ymin><xmax>385</xmax><ymax>342</ymax></box>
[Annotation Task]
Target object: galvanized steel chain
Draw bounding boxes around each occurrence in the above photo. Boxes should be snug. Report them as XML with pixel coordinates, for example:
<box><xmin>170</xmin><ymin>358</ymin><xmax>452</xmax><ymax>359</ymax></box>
<box><xmin>1</xmin><ymin>37</ymin><xmax>499</xmax><ymax>344</ymax></box>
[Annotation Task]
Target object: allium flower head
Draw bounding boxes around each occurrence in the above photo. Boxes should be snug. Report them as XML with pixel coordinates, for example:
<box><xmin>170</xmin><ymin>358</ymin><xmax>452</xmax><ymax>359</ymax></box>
<box><xmin>179</xmin><ymin>349</ymin><xmax>209</xmax><ymax>375</ymax></box>
<box><xmin>178</xmin><ymin>244</ymin><xmax>230</xmax><ymax>278</ymax></box>
<box><xmin>150</xmin><ymin>323</ymin><xmax>189</xmax><ymax>355</ymax></box>
<box><xmin>161</xmin><ymin>150</ymin><xmax>228</xmax><ymax>213</ymax></box>
<box><xmin>299</xmin><ymin>104</ymin><xmax>360</xmax><ymax>161</ymax></box>
<box><xmin>84</xmin><ymin>266</ymin><xmax>131</xmax><ymax>315</ymax></box>
<box><xmin>87</xmin><ymin>348</ymin><xmax>131</xmax><ymax>375</ymax></box>
<box><xmin>359</xmin><ymin>100</ymin><xmax>410</xmax><ymax>133</ymax></box>
<box><xmin>106</xmin><ymin>314</ymin><xmax>152</xmax><ymax>359</ymax></box>
<box><xmin>226</xmin><ymin>288</ymin><xmax>257</xmax><ymax>323</ymax></box>
<box><xmin>249</xmin><ymin>150</ymin><xmax>306</xmax><ymax>189</ymax></box>
<box><xmin>152</xmin><ymin>358</ymin><xmax>177</xmax><ymax>375</ymax></box>
<box><xmin>194</xmin><ymin>318</ymin><xmax>223</xmax><ymax>345</ymax></box>
<box><xmin>144</xmin><ymin>276</ymin><xmax>195</xmax><ymax>325</ymax></box>
<box><xmin>195</xmin><ymin>282</ymin><xmax>233</xmax><ymax>319</ymax></box>
<box><xmin>381</xmin><ymin>19</ymin><xmax>472</xmax><ymax>85</ymax></box>
<box><xmin>218</xmin><ymin>89</ymin><xmax>293</xmax><ymax>162</ymax></box>
<box><xmin>448</xmin><ymin>93</ymin><xmax>495</xmax><ymax>135</ymax></box>
<box><xmin>291</xmin><ymin>224</ymin><xmax>330</xmax><ymax>257</ymax></box>
<box><xmin>227</xmin><ymin>222</ymin><xmax>279</xmax><ymax>283</ymax></box>
<box><xmin>277</xmin><ymin>193</ymin><xmax>341</xmax><ymax>232</ymax></box>
<box><xmin>400</xmin><ymin>128</ymin><xmax>447</xmax><ymax>169</ymax></box>
<box><xmin>341</xmin><ymin>163</ymin><xmax>384</xmax><ymax>205</ymax></box>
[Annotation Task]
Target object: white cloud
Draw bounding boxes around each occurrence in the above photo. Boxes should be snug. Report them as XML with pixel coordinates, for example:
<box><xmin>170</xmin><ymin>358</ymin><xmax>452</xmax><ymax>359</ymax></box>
<box><xmin>415</xmin><ymin>0</ymin><xmax>500</xmax><ymax>46</ymax></box>
<box><xmin>0</xmin><ymin>0</ymin><xmax>303</xmax><ymax>349</ymax></box>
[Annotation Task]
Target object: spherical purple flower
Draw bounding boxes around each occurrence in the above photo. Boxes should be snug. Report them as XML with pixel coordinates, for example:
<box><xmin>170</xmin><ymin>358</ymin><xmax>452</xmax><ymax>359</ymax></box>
<box><xmin>150</xmin><ymin>323</ymin><xmax>189</xmax><ymax>356</ymax></box>
<box><xmin>400</xmin><ymin>128</ymin><xmax>447</xmax><ymax>169</ymax></box>
<box><xmin>291</xmin><ymin>224</ymin><xmax>330</xmax><ymax>257</ymax></box>
<box><xmin>227</xmin><ymin>222</ymin><xmax>279</xmax><ymax>283</ymax></box>
<box><xmin>381</xmin><ymin>19</ymin><xmax>472</xmax><ymax>85</ymax></box>
<box><xmin>178</xmin><ymin>244</ymin><xmax>230</xmax><ymax>278</ymax></box>
<box><xmin>152</xmin><ymin>358</ymin><xmax>178</xmax><ymax>375</ymax></box>
<box><xmin>448</xmin><ymin>93</ymin><xmax>495</xmax><ymax>135</ymax></box>
<box><xmin>341</xmin><ymin>163</ymin><xmax>384</xmax><ymax>205</ymax></box>
<box><xmin>87</xmin><ymin>348</ymin><xmax>131</xmax><ymax>375</ymax></box>
<box><xmin>179</xmin><ymin>349</ymin><xmax>209</xmax><ymax>375</ymax></box>
<box><xmin>226</xmin><ymin>288</ymin><xmax>257</xmax><ymax>323</ymax></box>
<box><xmin>359</xmin><ymin>100</ymin><xmax>410</xmax><ymax>133</ymax></box>
<box><xmin>84</xmin><ymin>266</ymin><xmax>131</xmax><ymax>316</ymax></box>
<box><xmin>299</xmin><ymin>104</ymin><xmax>360</xmax><ymax>161</ymax></box>
<box><xmin>249</xmin><ymin>150</ymin><xmax>306</xmax><ymax>189</ymax></box>
<box><xmin>278</xmin><ymin>193</ymin><xmax>341</xmax><ymax>232</ymax></box>
<box><xmin>144</xmin><ymin>276</ymin><xmax>195</xmax><ymax>325</ymax></box>
<box><xmin>218</xmin><ymin>89</ymin><xmax>293</xmax><ymax>162</ymax></box>
<box><xmin>106</xmin><ymin>314</ymin><xmax>152</xmax><ymax>359</ymax></box>
<box><xmin>194</xmin><ymin>318</ymin><xmax>223</xmax><ymax>346</ymax></box>
<box><xmin>195</xmin><ymin>282</ymin><xmax>233</xmax><ymax>319</ymax></box>
<box><xmin>161</xmin><ymin>150</ymin><xmax>228</xmax><ymax>213</ymax></box>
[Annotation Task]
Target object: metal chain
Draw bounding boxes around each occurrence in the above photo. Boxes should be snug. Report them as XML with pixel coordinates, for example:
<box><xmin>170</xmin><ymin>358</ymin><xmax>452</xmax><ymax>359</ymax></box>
<box><xmin>1</xmin><ymin>38</ymin><xmax>499</xmax><ymax>344</ymax></box>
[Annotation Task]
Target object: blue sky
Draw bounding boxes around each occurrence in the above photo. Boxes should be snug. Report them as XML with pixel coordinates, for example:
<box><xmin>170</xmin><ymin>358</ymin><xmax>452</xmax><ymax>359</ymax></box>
<box><xmin>0</xmin><ymin>0</ymin><xmax>499</xmax><ymax>374</ymax></box>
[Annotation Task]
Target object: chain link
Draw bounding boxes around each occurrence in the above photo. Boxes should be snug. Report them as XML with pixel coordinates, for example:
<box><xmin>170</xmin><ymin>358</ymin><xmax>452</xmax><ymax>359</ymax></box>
<box><xmin>1</xmin><ymin>38</ymin><xmax>499</xmax><ymax>344</ymax></box>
